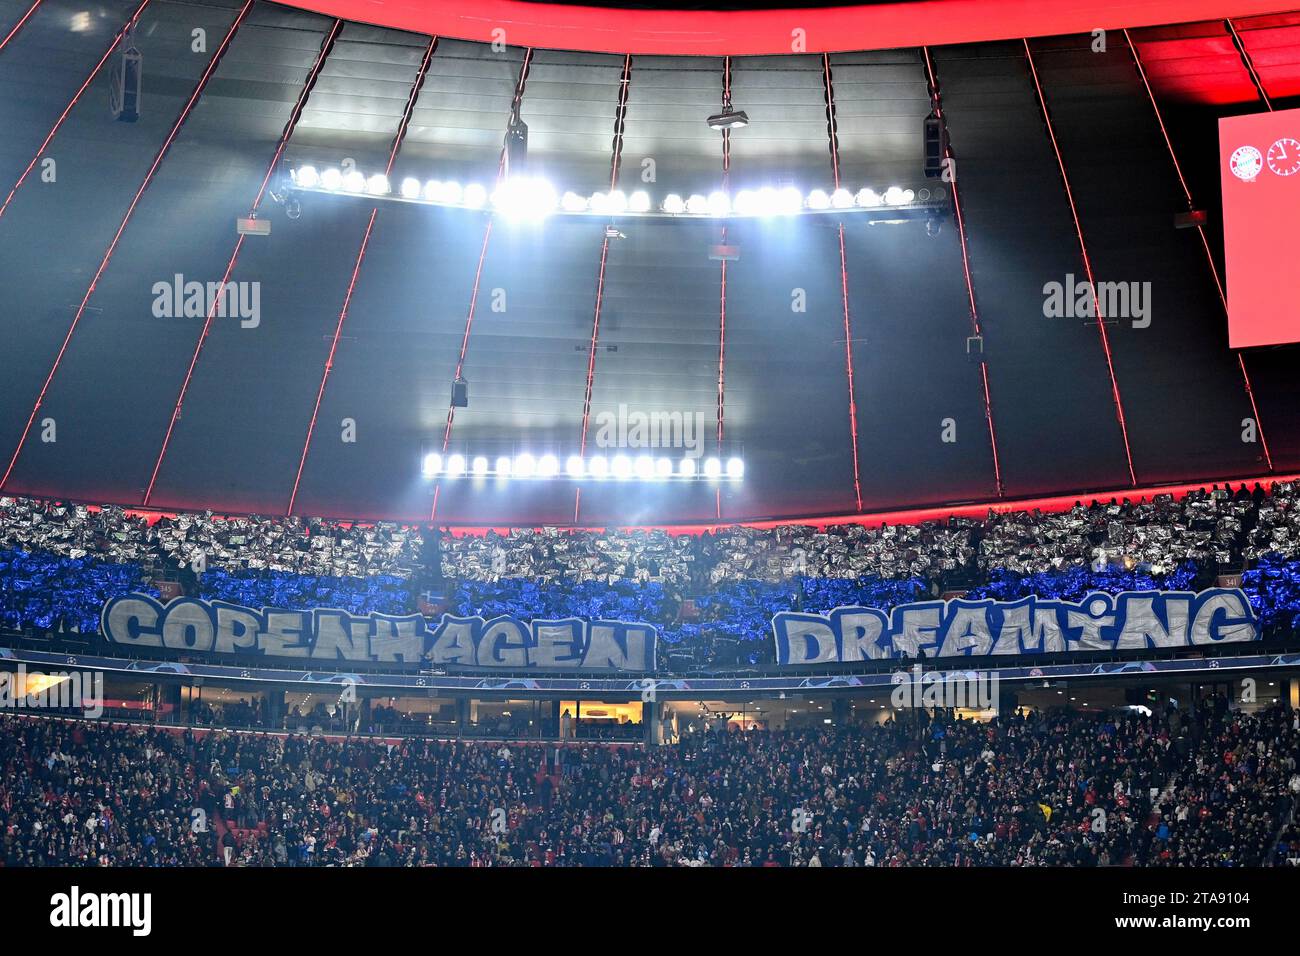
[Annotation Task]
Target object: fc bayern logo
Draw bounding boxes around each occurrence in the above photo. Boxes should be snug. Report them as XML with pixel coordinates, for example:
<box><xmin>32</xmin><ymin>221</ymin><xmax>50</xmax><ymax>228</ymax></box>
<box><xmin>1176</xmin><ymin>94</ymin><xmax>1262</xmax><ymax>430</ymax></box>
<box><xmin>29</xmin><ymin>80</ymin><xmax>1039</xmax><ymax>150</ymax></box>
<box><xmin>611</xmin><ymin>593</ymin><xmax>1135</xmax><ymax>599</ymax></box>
<box><xmin>1230</xmin><ymin>145</ymin><xmax>1263</xmax><ymax>182</ymax></box>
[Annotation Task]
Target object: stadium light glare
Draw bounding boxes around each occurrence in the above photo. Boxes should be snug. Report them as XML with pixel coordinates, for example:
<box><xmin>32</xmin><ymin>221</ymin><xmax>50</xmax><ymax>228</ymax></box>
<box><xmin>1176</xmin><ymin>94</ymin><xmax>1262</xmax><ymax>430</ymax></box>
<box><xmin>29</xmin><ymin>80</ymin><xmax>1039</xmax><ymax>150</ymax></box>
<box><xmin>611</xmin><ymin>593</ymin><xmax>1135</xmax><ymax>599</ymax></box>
<box><xmin>422</xmin><ymin>453</ymin><xmax>442</xmax><ymax>477</ymax></box>
<box><xmin>726</xmin><ymin>457</ymin><xmax>745</xmax><ymax>480</ymax></box>
<box><xmin>777</xmin><ymin>186</ymin><xmax>802</xmax><ymax>215</ymax></box>
<box><xmin>703</xmin><ymin>457</ymin><xmax>722</xmax><ymax>479</ymax></box>
<box><xmin>565</xmin><ymin>455</ymin><xmax>585</xmax><ymax>478</ymax></box>
<box><xmin>492</xmin><ymin>176</ymin><xmax>557</xmax><ymax>219</ymax></box>
<box><xmin>806</xmin><ymin>189</ymin><xmax>831</xmax><ymax>210</ymax></box>
<box><xmin>634</xmin><ymin>455</ymin><xmax>655</xmax><ymax>480</ymax></box>
<box><xmin>588</xmin><ymin>455</ymin><xmax>609</xmax><ymax>479</ymax></box>
<box><xmin>655</xmin><ymin>457</ymin><xmax>675</xmax><ymax>479</ymax></box>
<box><xmin>514</xmin><ymin>453</ymin><xmax>536</xmax><ymax>478</ymax></box>
<box><xmin>856</xmin><ymin>188</ymin><xmax>880</xmax><ymax>208</ymax></box>
<box><xmin>611</xmin><ymin>455</ymin><xmax>632</xmax><ymax>479</ymax></box>
<box><xmin>289</xmin><ymin>166</ymin><xmax>936</xmax><ymax>225</ymax></box>
<box><xmin>537</xmin><ymin>454</ymin><xmax>559</xmax><ymax>478</ymax></box>
<box><xmin>445</xmin><ymin>453</ymin><xmax>466</xmax><ymax>477</ymax></box>
<box><xmin>679</xmin><ymin>457</ymin><xmax>697</xmax><ymax>477</ymax></box>
<box><xmin>471</xmin><ymin>455</ymin><xmax>489</xmax><ymax>476</ymax></box>
<box><xmin>495</xmin><ymin>455</ymin><xmax>513</xmax><ymax>477</ymax></box>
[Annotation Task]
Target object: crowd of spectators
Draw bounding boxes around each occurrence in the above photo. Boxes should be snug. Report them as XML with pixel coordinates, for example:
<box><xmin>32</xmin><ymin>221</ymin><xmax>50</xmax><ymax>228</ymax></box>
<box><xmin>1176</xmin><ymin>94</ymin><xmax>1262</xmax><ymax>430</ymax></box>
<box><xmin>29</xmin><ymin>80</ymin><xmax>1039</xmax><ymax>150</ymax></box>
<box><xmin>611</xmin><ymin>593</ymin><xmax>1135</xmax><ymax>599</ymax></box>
<box><xmin>2</xmin><ymin>481</ymin><xmax>1300</xmax><ymax>668</ymax></box>
<box><xmin>2</xmin><ymin>702</ymin><xmax>1296</xmax><ymax>867</ymax></box>
<box><xmin>439</xmin><ymin>480</ymin><xmax>1294</xmax><ymax>586</ymax></box>
<box><xmin>0</xmin><ymin>498</ymin><xmax>423</xmax><ymax>578</ymax></box>
<box><xmin>2</xmin><ymin>480</ymin><xmax>1294</xmax><ymax>593</ymax></box>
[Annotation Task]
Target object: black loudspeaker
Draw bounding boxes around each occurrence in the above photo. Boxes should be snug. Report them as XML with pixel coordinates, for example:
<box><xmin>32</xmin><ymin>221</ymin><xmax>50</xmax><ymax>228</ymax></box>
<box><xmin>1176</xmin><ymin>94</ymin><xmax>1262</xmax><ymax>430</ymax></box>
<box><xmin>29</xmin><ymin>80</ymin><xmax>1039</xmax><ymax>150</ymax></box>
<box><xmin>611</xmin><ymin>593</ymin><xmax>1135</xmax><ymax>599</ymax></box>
<box><xmin>504</xmin><ymin>117</ymin><xmax>528</xmax><ymax>175</ymax></box>
<box><xmin>923</xmin><ymin>113</ymin><xmax>947</xmax><ymax>178</ymax></box>
<box><xmin>451</xmin><ymin>377</ymin><xmax>468</xmax><ymax>408</ymax></box>
<box><xmin>111</xmin><ymin>45</ymin><xmax>142</xmax><ymax>122</ymax></box>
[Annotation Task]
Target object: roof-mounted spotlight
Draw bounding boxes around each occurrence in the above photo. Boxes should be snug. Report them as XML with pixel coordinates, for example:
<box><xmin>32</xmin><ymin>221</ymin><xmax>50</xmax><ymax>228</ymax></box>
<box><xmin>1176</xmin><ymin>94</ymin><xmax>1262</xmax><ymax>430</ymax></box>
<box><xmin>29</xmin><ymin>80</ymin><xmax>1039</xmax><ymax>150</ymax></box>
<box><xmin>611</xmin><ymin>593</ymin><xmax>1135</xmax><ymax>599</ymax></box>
<box><xmin>707</xmin><ymin>106</ymin><xmax>749</xmax><ymax>131</ymax></box>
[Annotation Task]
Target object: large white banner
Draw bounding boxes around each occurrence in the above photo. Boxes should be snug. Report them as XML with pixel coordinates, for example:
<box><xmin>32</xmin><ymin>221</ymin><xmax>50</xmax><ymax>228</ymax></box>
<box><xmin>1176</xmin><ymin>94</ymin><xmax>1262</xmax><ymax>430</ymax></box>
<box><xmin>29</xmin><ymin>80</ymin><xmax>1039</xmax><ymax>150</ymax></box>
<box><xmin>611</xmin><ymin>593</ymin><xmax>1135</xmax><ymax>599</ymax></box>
<box><xmin>101</xmin><ymin>594</ymin><xmax>656</xmax><ymax>671</ymax></box>
<box><xmin>772</xmin><ymin>588</ymin><xmax>1260</xmax><ymax>666</ymax></box>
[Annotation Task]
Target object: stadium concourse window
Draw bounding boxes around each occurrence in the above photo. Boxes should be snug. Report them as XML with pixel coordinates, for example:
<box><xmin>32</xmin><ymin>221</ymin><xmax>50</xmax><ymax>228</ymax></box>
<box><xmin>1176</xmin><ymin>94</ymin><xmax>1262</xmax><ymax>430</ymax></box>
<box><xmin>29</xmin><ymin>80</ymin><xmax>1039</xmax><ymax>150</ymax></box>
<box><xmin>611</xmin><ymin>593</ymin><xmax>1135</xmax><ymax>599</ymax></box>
<box><xmin>365</xmin><ymin>696</ymin><xmax>459</xmax><ymax>736</ymax></box>
<box><xmin>184</xmin><ymin>684</ymin><xmax>270</xmax><ymax>730</ymax></box>
<box><xmin>557</xmin><ymin>701</ymin><xmax>643</xmax><ymax>741</ymax></box>
<box><xmin>472</xmin><ymin>699</ymin><xmax>550</xmax><ymax>739</ymax></box>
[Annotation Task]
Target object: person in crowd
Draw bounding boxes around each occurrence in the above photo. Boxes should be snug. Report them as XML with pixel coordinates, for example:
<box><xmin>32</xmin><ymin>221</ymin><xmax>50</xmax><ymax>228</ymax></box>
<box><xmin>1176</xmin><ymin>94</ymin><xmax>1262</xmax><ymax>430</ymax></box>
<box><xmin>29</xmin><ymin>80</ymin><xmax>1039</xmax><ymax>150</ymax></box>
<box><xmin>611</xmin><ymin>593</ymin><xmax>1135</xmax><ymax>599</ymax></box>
<box><xmin>0</xmin><ymin>702</ymin><xmax>1294</xmax><ymax>867</ymax></box>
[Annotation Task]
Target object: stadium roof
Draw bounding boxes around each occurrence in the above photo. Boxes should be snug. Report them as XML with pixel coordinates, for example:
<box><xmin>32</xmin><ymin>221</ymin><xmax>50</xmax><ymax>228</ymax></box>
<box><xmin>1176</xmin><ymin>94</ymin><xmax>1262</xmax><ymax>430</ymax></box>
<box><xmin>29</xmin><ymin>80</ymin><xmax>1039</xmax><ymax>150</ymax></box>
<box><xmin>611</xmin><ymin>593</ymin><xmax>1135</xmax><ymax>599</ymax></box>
<box><xmin>0</xmin><ymin>0</ymin><xmax>1296</xmax><ymax>526</ymax></box>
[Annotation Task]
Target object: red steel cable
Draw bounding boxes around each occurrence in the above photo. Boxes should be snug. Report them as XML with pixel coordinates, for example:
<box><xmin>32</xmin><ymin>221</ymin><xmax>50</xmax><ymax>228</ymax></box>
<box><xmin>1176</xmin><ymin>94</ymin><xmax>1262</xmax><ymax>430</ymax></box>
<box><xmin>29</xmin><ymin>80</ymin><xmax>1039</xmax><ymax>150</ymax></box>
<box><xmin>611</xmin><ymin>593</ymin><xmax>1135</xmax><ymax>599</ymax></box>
<box><xmin>286</xmin><ymin>34</ymin><xmax>438</xmax><ymax>515</ymax></box>
<box><xmin>822</xmin><ymin>52</ymin><xmax>864</xmax><ymax>512</ymax></box>
<box><xmin>142</xmin><ymin>18</ymin><xmax>344</xmax><ymax>506</ymax></box>
<box><xmin>1123</xmin><ymin>27</ymin><xmax>1273</xmax><ymax>473</ymax></box>
<box><xmin>431</xmin><ymin>48</ymin><xmax>535</xmax><ymax>521</ymax></box>
<box><xmin>0</xmin><ymin>0</ymin><xmax>253</xmax><ymax>492</ymax></box>
<box><xmin>1023</xmin><ymin>38</ymin><xmax>1137</xmax><ymax>487</ymax></box>
<box><xmin>1226</xmin><ymin>17</ymin><xmax>1273</xmax><ymax>110</ymax></box>
<box><xmin>0</xmin><ymin>0</ymin><xmax>44</xmax><ymax>55</ymax></box>
<box><xmin>0</xmin><ymin>0</ymin><xmax>151</xmax><ymax>222</ymax></box>
<box><xmin>574</xmin><ymin>53</ymin><xmax>632</xmax><ymax>522</ymax></box>
<box><xmin>922</xmin><ymin>46</ymin><xmax>1004</xmax><ymax>495</ymax></box>
<box><xmin>714</xmin><ymin>56</ymin><xmax>733</xmax><ymax>520</ymax></box>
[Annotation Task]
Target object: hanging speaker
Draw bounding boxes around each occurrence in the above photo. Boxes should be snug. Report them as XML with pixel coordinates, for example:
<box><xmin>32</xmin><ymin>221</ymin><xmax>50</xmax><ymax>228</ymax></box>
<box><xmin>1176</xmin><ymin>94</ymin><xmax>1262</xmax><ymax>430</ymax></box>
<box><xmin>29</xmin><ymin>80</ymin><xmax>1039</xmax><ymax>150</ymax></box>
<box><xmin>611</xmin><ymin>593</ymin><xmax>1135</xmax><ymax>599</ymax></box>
<box><xmin>111</xmin><ymin>45</ymin><xmax>142</xmax><ymax>122</ymax></box>
<box><xmin>923</xmin><ymin>113</ymin><xmax>947</xmax><ymax>178</ymax></box>
<box><xmin>504</xmin><ymin>116</ymin><xmax>528</xmax><ymax>175</ymax></box>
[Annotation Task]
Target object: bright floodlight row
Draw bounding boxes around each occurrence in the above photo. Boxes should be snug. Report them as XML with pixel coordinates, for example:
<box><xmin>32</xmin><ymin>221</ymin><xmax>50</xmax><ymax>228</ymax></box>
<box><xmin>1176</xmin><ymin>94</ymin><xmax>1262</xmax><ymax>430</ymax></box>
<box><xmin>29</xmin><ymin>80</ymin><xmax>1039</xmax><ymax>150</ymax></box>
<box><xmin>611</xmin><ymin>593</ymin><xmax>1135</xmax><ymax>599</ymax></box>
<box><xmin>290</xmin><ymin>167</ymin><xmax>922</xmax><ymax>217</ymax></box>
<box><xmin>422</xmin><ymin>453</ymin><xmax>744</xmax><ymax>481</ymax></box>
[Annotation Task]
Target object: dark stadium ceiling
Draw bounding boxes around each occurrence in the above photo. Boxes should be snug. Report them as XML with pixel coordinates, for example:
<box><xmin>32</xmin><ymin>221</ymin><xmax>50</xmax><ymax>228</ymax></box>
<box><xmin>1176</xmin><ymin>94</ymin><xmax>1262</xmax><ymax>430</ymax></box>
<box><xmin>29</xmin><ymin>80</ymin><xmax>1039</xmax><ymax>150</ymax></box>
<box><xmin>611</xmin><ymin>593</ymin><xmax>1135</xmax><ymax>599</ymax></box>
<box><xmin>0</xmin><ymin>0</ymin><xmax>1296</xmax><ymax>527</ymax></box>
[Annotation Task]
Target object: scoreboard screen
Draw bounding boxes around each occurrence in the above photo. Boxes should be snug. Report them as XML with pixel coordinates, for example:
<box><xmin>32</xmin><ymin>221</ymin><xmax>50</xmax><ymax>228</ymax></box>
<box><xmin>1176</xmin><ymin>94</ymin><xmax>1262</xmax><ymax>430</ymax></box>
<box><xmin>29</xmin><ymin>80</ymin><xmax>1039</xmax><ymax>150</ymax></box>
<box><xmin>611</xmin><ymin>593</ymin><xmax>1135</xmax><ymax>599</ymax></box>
<box><xmin>1220</xmin><ymin>107</ymin><xmax>1300</xmax><ymax>349</ymax></box>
